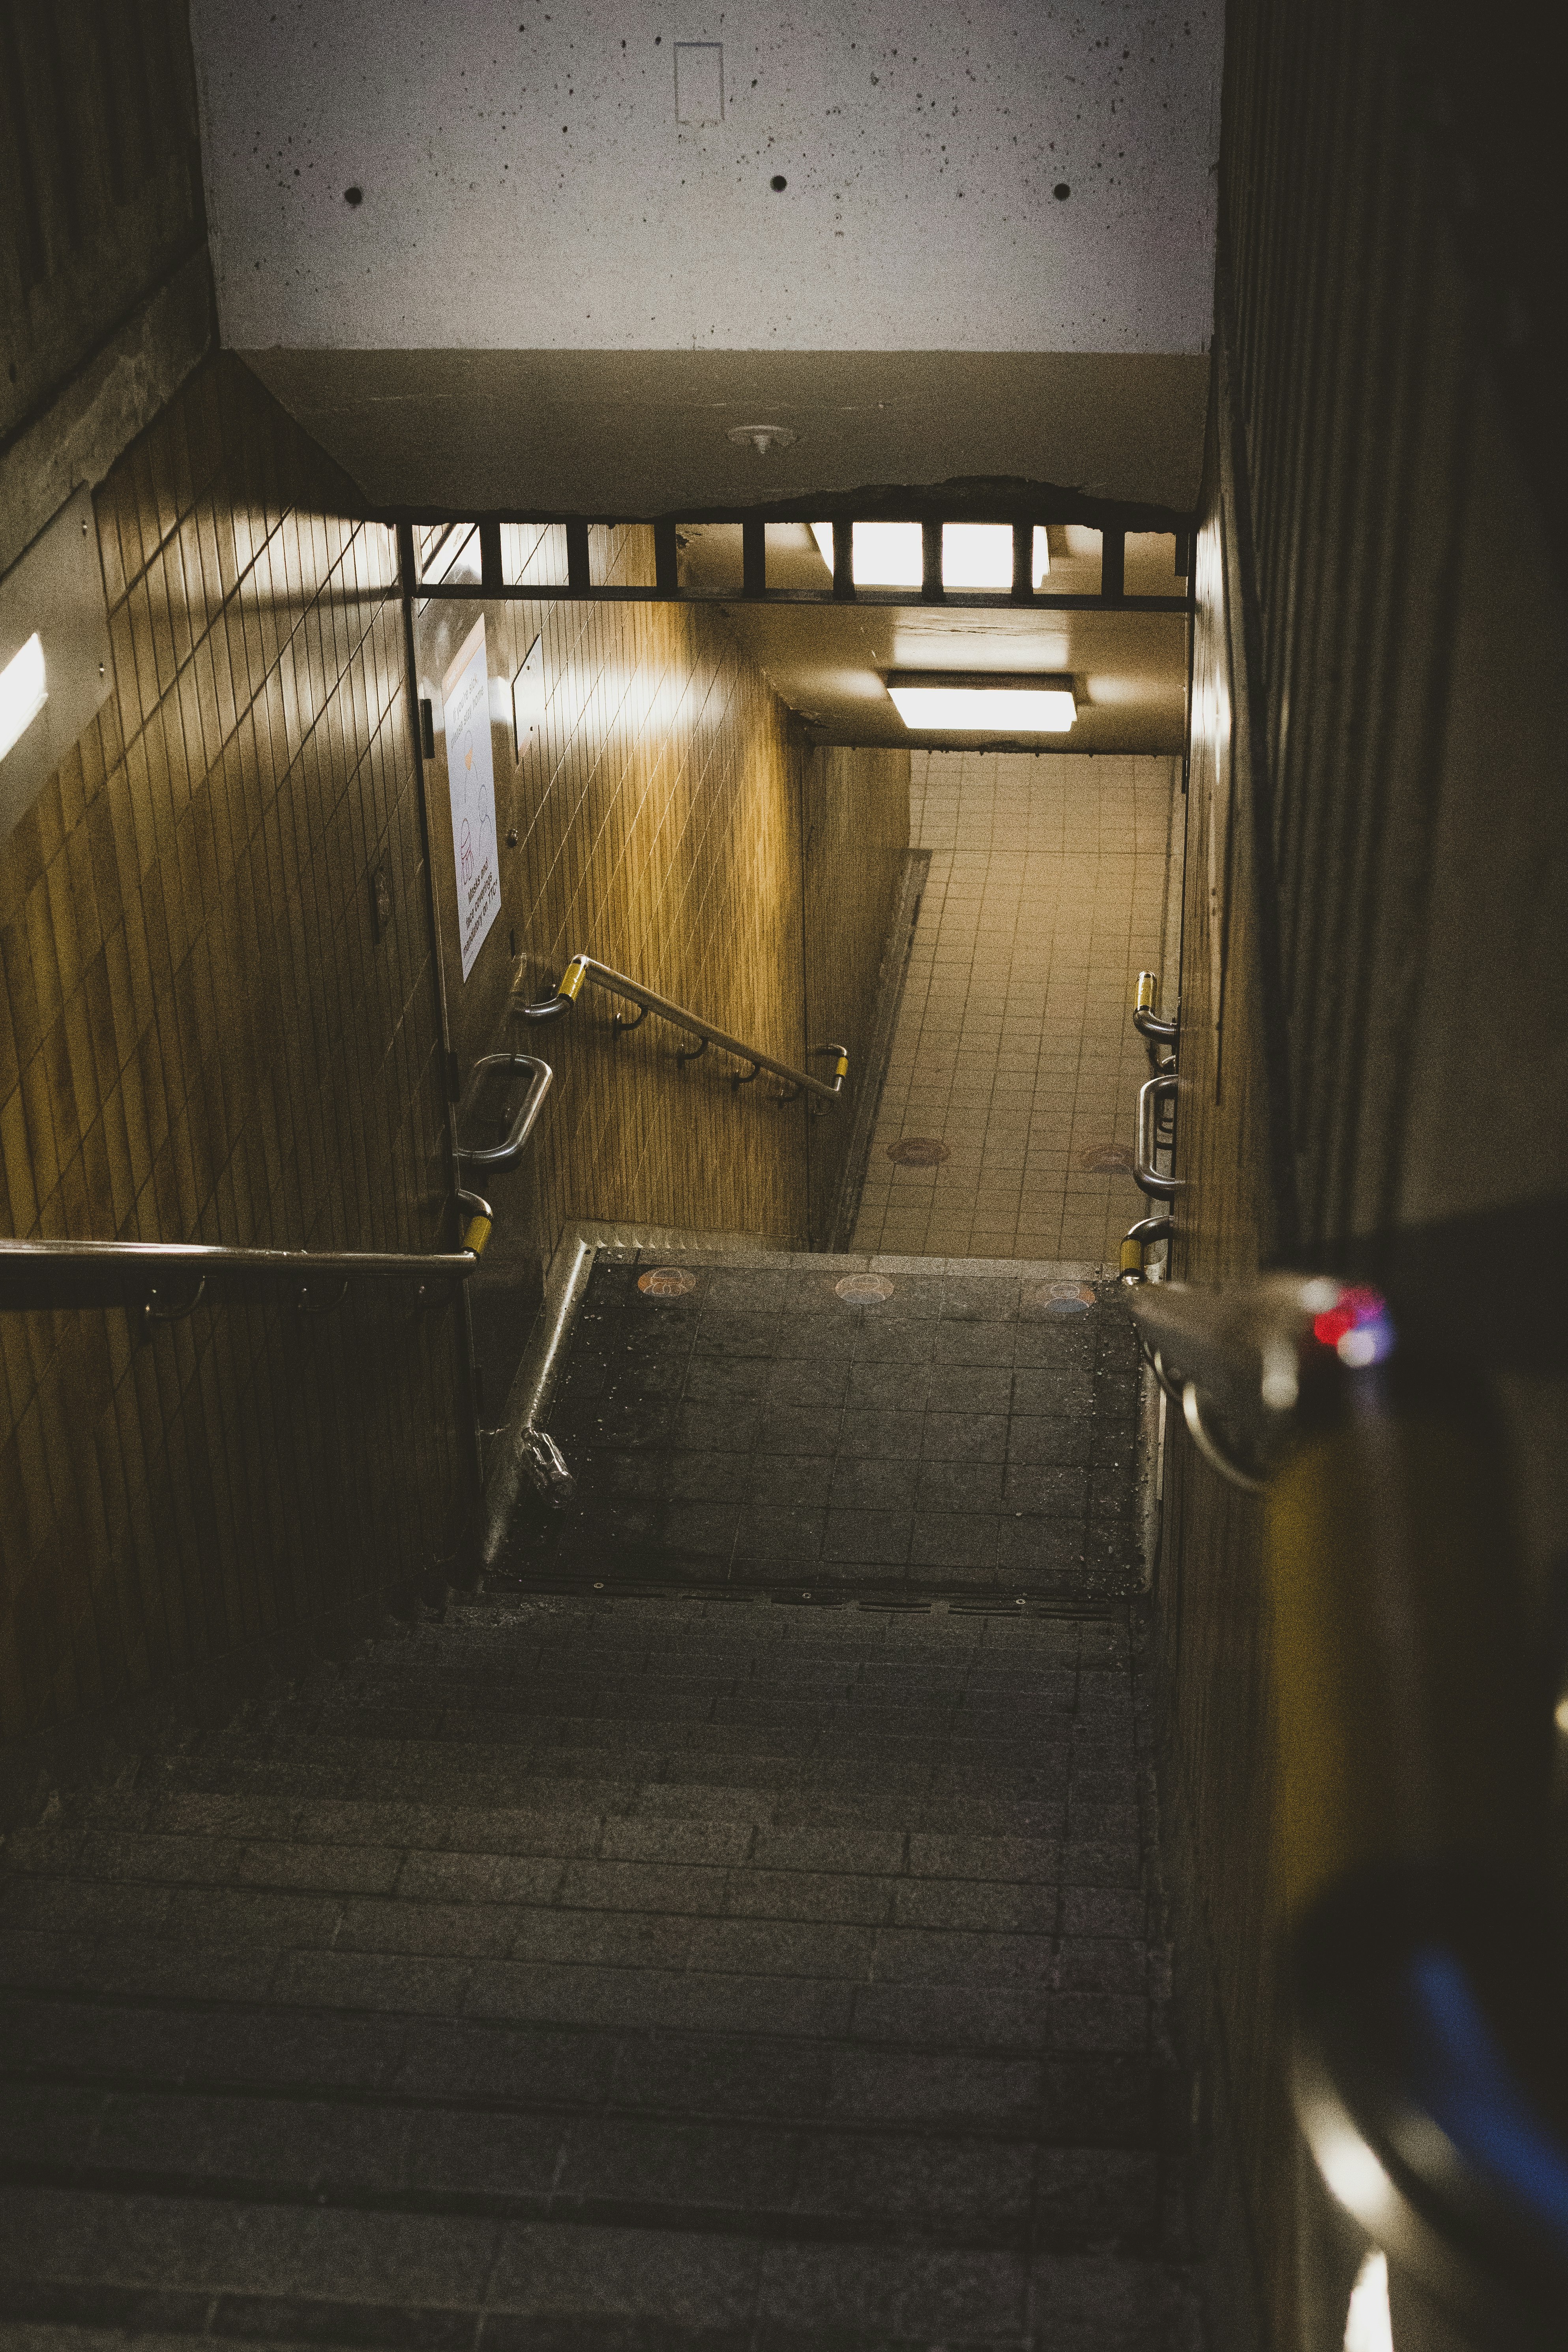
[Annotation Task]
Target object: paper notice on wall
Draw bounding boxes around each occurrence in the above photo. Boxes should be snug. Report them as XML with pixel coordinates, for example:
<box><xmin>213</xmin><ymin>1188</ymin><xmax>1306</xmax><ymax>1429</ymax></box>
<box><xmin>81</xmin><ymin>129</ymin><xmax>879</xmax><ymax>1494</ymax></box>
<box><xmin>440</xmin><ymin>615</ymin><xmax>502</xmax><ymax>980</ymax></box>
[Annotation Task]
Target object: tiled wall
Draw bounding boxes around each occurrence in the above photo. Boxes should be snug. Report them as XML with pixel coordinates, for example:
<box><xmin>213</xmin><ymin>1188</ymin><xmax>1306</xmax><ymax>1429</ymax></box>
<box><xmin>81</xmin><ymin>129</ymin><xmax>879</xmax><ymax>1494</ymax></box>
<box><xmin>0</xmin><ymin>355</ymin><xmax>466</xmax><ymax>1762</ymax></box>
<box><xmin>852</xmin><ymin>753</ymin><xmax>1177</xmax><ymax>1263</ymax></box>
<box><xmin>414</xmin><ymin>565</ymin><xmax>909</xmax><ymax>1272</ymax></box>
<box><xmin>801</xmin><ymin>747</ymin><xmax>912</xmax><ymax>1244</ymax></box>
<box><xmin>0</xmin><ymin>349</ymin><xmax>914</xmax><ymax>1758</ymax></box>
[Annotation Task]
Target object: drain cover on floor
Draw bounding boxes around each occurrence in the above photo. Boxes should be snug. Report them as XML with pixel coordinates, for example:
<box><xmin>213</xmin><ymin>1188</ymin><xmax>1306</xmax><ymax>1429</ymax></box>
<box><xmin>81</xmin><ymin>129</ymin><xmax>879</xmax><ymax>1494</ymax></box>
<box><xmin>1030</xmin><ymin>1280</ymin><xmax>1098</xmax><ymax>1314</ymax></box>
<box><xmin>834</xmin><ymin>1273</ymin><xmax>895</xmax><ymax>1302</ymax></box>
<box><xmin>886</xmin><ymin>1136</ymin><xmax>950</xmax><ymax>1166</ymax></box>
<box><xmin>637</xmin><ymin>1267</ymin><xmax>697</xmax><ymax>1296</ymax></box>
<box><xmin>1077</xmin><ymin>1143</ymin><xmax>1135</xmax><ymax>1173</ymax></box>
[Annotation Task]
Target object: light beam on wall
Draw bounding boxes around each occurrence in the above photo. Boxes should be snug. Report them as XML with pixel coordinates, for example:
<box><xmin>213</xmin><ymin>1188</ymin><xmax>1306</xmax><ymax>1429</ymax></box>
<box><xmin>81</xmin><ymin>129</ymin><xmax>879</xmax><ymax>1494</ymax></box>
<box><xmin>886</xmin><ymin>670</ymin><xmax>1077</xmax><ymax>733</ymax></box>
<box><xmin>0</xmin><ymin>634</ymin><xmax>47</xmax><ymax>762</ymax></box>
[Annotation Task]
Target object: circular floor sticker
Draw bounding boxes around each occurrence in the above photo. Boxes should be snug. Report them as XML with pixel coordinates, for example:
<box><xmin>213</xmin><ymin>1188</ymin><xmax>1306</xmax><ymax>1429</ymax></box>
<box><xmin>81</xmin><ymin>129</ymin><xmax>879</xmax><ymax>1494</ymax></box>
<box><xmin>886</xmin><ymin>1136</ymin><xmax>950</xmax><ymax>1166</ymax></box>
<box><xmin>834</xmin><ymin>1274</ymin><xmax>895</xmax><ymax>1303</ymax></box>
<box><xmin>1030</xmin><ymin>1280</ymin><xmax>1097</xmax><ymax>1315</ymax></box>
<box><xmin>637</xmin><ymin>1267</ymin><xmax>697</xmax><ymax>1297</ymax></box>
<box><xmin>1077</xmin><ymin>1143</ymin><xmax>1135</xmax><ymax>1174</ymax></box>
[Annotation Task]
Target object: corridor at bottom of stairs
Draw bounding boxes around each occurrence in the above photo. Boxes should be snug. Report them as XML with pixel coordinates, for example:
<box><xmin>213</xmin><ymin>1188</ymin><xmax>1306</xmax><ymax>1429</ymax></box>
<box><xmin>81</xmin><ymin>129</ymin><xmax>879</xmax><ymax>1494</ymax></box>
<box><xmin>0</xmin><ymin>1258</ymin><xmax>1204</xmax><ymax>2351</ymax></box>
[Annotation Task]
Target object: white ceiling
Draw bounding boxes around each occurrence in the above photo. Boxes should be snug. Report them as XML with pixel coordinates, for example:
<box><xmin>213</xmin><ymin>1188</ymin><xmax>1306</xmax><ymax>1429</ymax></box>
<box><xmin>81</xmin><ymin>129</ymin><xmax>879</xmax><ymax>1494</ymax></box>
<box><xmin>191</xmin><ymin>0</ymin><xmax>1218</xmax><ymax>746</ymax></box>
<box><xmin>194</xmin><ymin>0</ymin><xmax>1221</xmax><ymax>357</ymax></box>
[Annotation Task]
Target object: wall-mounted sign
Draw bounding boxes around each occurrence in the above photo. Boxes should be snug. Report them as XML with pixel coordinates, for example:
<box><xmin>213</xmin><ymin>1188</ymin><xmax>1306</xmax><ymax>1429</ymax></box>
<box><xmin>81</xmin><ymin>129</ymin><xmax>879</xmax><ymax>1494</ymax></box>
<box><xmin>440</xmin><ymin>615</ymin><xmax>502</xmax><ymax>980</ymax></box>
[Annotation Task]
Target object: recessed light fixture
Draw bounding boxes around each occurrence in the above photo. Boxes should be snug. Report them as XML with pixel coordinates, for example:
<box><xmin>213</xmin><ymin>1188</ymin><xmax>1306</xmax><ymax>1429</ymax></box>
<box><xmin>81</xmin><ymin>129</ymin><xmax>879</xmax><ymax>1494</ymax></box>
<box><xmin>886</xmin><ymin>670</ymin><xmax>1077</xmax><ymax>733</ymax></box>
<box><xmin>809</xmin><ymin>521</ymin><xmax>1049</xmax><ymax>589</ymax></box>
<box><xmin>0</xmin><ymin>633</ymin><xmax>47</xmax><ymax>762</ymax></box>
<box><xmin>727</xmin><ymin>424</ymin><xmax>797</xmax><ymax>455</ymax></box>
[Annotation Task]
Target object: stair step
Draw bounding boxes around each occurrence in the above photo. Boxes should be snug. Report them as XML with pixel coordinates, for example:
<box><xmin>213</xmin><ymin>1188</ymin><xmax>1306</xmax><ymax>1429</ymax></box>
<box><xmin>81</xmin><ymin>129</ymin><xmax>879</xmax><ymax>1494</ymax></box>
<box><xmin>0</xmin><ymin>2184</ymin><xmax>1190</xmax><ymax>2348</ymax></box>
<box><xmin>6</xmin><ymin>1836</ymin><xmax>1123</xmax><ymax>1925</ymax></box>
<box><xmin>2</xmin><ymin>1554</ymin><xmax>1186</xmax><ymax>2345</ymax></box>
<box><xmin>3</xmin><ymin>1994</ymin><xmax>1164</xmax><ymax>2140</ymax></box>
<box><xmin>0</xmin><ymin>1943</ymin><xmax>1151</xmax><ymax>2054</ymax></box>
<box><xmin>0</xmin><ymin>2080</ymin><xmax>1163</xmax><ymax>2252</ymax></box>
<box><xmin>45</xmin><ymin>1771</ymin><xmax>1108</xmax><ymax>1844</ymax></box>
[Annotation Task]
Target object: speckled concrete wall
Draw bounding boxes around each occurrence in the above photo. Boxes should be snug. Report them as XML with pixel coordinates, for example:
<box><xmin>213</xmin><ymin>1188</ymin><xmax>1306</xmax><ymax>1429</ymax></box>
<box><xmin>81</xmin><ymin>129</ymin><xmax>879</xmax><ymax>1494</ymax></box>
<box><xmin>193</xmin><ymin>2</ymin><xmax>1221</xmax><ymax>356</ymax></box>
<box><xmin>192</xmin><ymin>0</ymin><xmax>1220</xmax><ymax>513</ymax></box>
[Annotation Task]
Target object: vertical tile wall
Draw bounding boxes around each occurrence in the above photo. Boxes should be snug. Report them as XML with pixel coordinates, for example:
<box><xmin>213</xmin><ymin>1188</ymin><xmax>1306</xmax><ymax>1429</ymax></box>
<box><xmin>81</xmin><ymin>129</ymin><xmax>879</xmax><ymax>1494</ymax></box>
<box><xmin>0</xmin><ymin>355</ymin><xmax>465</xmax><ymax>1757</ymax></box>
<box><xmin>2</xmin><ymin>364</ymin><xmax>915</xmax><ymax>1753</ymax></box>
<box><xmin>801</xmin><ymin>746</ymin><xmax>912</xmax><ymax>1245</ymax></box>
<box><xmin>414</xmin><ymin>548</ymin><xmax>909</xmax><ymax>1263</ymax></box>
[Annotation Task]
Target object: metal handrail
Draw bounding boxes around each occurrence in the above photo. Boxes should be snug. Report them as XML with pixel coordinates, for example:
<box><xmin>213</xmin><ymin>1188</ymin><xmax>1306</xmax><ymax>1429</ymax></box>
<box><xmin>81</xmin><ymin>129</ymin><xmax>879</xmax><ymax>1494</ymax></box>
<box><xmin>1119</xmin><ymin>1213</ymin><xmax>1173</xmax><ymax>1283</ymax></box>
<box><xmin>517</xmin><ymin>953</ymin><xmax>849</xmax><ymax>1105</ymax></box>
<box><xmin>0</xmin><ymin>1195</ymin><xmax>493</xmax><ymax>1324</ymax></box>
<box><xmin>1133</xmin><ymin>970</ymin><xmax>1179</xmax><ymax>1046</ymax></box>
<box><xmin>456</xmin><ymin>1052</ymin><xmax>554</xmax><ymax>1170</ymax></box>
<box><xmin>1135</xmin><ymin>1071</ymin><xmax>1182</xmax><ymax>1199</ymax></box>
<box><xmin>1129</xmin><ymin>1271</ymin><xmax>1567</xmax><ymax>2340</ymax></box>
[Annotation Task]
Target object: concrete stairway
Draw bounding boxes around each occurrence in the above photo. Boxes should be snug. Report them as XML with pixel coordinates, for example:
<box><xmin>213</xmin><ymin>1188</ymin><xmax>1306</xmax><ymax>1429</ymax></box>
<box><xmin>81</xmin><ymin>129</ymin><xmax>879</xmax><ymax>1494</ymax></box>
<box><xmin>0</xmin><ymin>1589</ymin><xmax>1201</xmax><ymax>2348</ymax></box>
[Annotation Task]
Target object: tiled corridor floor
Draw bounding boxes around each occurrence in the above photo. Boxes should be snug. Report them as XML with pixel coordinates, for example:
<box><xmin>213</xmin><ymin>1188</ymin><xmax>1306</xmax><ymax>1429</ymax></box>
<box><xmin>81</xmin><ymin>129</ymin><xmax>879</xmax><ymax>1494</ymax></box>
<box><xmin>852</xmin><ymin>755</ymin><xmax>1178</xmax><ymax>1264</ymax></box>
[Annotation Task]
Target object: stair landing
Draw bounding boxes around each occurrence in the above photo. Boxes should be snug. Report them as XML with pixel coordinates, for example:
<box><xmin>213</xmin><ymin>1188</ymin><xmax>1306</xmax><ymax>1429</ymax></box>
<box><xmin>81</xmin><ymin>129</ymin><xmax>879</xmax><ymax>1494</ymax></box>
<box><xmin>493</xmin><ymin>1252</ymin><xmax>1145</xmax><ymax>1606</ymax></box>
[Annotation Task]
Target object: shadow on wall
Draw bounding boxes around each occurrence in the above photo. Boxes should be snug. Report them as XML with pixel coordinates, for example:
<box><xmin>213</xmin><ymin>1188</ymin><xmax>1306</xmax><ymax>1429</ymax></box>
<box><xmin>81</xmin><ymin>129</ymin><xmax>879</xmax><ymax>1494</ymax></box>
<box><xmin>0</xmin><ymin>355</ymin><xmax>470</xmax><ymax>1788</ymax></box>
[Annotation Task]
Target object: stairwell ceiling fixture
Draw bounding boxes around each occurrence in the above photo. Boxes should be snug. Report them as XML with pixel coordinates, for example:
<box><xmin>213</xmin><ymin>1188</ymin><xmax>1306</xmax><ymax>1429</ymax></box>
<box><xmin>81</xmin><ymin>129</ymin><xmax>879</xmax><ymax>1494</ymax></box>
<box><xmin>727</xmin><ymin>424</ymin><xmax>798</xmax><ymax>455</ymax></box>
<box><xmin>809</xmin><ymin>521</ymin><xmax>1049</xmax><ymax>589</ymax></box>
<box><xmin>0</xmin><ymin>633</ymin><xmax>47</xmax><ymax>761</ymax></box>
<box><xmin>886</xmin><ymin>670</ymin><xmax>1077</xmax><ymax>733</ymax></box>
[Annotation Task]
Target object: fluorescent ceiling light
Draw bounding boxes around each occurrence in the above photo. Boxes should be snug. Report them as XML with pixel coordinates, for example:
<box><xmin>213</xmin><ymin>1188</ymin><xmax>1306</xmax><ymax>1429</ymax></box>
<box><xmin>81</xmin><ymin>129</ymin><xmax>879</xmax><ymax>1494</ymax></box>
<box><xmin>886</xmin><ymin>670</ymin><xmax>1076</xmax><ymax>733</ymax></box>
<box><xmin>941</xmin><ymin>523</ymin><xmax>1049</xmax><ymax>589</ymax></box>
<box><xmin>0</xmin><ymin>633</ymin><xmax>47</xmax><ymax>761</ymax></box>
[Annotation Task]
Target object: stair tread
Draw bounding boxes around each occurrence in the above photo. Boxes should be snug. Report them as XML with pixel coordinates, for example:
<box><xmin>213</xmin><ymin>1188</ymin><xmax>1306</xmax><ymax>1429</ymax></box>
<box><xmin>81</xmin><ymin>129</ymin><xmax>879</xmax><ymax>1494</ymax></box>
<box><xmin>0</xmin><ymin>2183</ymin><xmax>1189</xmax><ymax>2349</ymax></box>
<box><xmin>4</xmin><ymin>1547</ymin><xmax>1185</xmax><ymax>2343</ymax></box>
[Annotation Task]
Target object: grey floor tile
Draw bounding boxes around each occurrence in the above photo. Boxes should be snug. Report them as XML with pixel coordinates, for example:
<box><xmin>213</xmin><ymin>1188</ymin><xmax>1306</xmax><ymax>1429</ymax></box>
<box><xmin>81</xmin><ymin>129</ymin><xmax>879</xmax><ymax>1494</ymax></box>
<box><xmin>821</xmin><ymin>1509</ymin><xmax>914</xmax><ymax>1567</ymax></box>
<box><xmin>909</xmin><ymin>1512</ymin><xmax>1002</xmax><ymax>1571</ymax></box>
<box><xmin>836</xmin><ymin>1408</ymin><xmax>925</xmax><ymax>1459</ymax></box>
<box><xmin>732</xmin><ymin>1507</ymin><xmax>827</xmax><ymax>1567</ymax></box>
<box><xmin>928</xmin><ymin>1324</ymin><xmax>1018</xmax><ymax>1373</ymax></box>
<box><xmin>486</xmin><ymin>2221</ymin><xmax>762</xmax><ymax>2322</ymax></box>
<box><xmin>755</xmin><ymin>1406</ymin><xmax>845</xmax><ymax>1457</ymax></box>
<box><xmin>756</xmin><ymin>2240</ymin><xmax>1026</xmax><ymax>2337</ymax></box>
<box><xmin>848</xmin><ymin>1320</ymin><xmax>938</xmax><ymax>1365</ymax></box>
<box><xmin>827</xmin><ymin>1456</ymin><xmax>919</xmax><ymax>1509</ymax></box>
<box><xmin>766</xmin><ymin>1357</ymin><xmax>851</xmax><ymax>1409</ymax></box>
<box><xmin>916</xmin><ymin>1457</ymin><xmax>1007</xmax><ymax>1509</ymax></box>
<box><xmin>922</xmin><ymin>1411</ymin><xmax>1008</xmax><ymax>1460</ymax></box>
<box><xmin>667</xmin><ymin>1451</ymin><xmax>752</xmax><ymax>1501</ymax></box>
